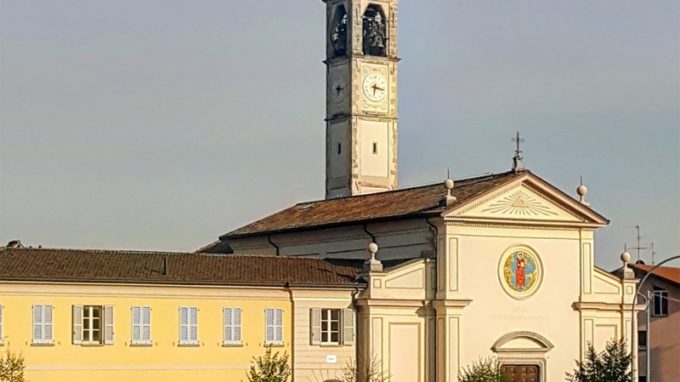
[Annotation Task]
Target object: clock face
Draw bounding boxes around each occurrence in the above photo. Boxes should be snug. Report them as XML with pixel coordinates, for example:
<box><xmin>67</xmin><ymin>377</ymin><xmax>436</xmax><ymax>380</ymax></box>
<box><xmin>362</xmin><ymin>73</ymin><xmax>387</xmax><ymax>102</ymax></box>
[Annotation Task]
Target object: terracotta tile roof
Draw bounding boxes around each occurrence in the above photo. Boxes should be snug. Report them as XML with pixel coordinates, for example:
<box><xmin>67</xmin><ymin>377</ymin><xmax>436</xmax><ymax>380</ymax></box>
<box><xmin>221</xmin><ymin>171</ymin><xmax>524</xmax><ymax>239</ymax></box>
<box><xmin>0</xmin><ymin>247</ymin><xmax>361</xmax><ymax>288</ymax></box>
<box><xmin>631</xmin><ymin>264</ymin><xmax>680</xmax><ymax>286</ymax></box>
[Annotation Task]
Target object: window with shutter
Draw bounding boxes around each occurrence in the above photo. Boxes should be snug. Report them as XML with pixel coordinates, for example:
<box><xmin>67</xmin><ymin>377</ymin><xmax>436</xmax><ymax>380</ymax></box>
<box><xmin>32</xmin><ymin>304</ymin><xmax>53</xmax><ymax>344</ymax></box>
<box><xmin>310</xmin><ymin>308</ymin><xmax>321</xmax><ymax>345</ymax></box>
<box><xmin>179</xmin><ymin>306</ymin><xmax>198</xmax><ymax>345</ymax></box>
<box><xmin>82</xmin><ymin>305</ymin><xmax>103</xmax><ymax>344</ymax></box>
<box><xmin>265</xmin><ymin>308</ymin><xmax>283</xmax><ymax>345</ymax></box>
<box><xmin>223</xmin><ymin>308</ymin><xmax>242</xmax><ymax>345</ymax></box>
<box><xmin>132</xmin><ymin>306</ymin><xmax>151</xmax><ymax>345</ymax></box>
<box><xmin>342</xmin><ymin>309</ymin><xmax>354</xmax><ymax>346</ymax></box>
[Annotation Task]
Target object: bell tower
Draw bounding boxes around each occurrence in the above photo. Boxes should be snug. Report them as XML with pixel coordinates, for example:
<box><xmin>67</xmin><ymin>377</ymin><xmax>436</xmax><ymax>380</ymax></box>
<box><xmin>323</xmin><ymin>0</ymin><xmax>399</xmax><ymax>199</ymax></box>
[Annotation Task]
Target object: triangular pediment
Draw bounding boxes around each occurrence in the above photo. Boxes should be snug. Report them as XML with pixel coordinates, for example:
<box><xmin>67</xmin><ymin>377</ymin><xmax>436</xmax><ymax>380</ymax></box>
<box><xmin>446</xmin><ymin>173</ymin><xmax>608</xmax><ymax>226</ymax></box>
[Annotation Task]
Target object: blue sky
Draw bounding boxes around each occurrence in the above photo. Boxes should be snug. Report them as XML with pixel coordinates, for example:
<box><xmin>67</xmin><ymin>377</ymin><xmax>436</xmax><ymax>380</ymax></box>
<box><xmin>1</xmin><ymin>1</ymin><xmax>678</xmax><ymax>270</ymax></box>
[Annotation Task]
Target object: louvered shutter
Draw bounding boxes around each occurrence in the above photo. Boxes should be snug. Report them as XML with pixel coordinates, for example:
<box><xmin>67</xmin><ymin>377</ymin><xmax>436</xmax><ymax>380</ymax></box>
<box><xmin>104</xmin><ymin>305</ymin><xmax>114</xmax><ymax>344</ymax></box>
<box><xmin>275</xmin><ymin>309</ymin><xmax>283</xmax><ymax>343</ymax></box>
<box><xmin>132</xmin><ymin>307</ymin><xmax>141</xmax><ymax>343</ymax></box>
<box><xmin>179</xmin><ymin>307</ymin><xmax>188</xmax><ymax>343</ymax></box>
<box><xmin>72</xmin><ymin>305</ymin><xmax>83</xmax><ymax>344</ymax></box>
<box><xmin>189</xmin><ymin>307</ymin><xmax>198</xmax><ymax>343</ymax></box>
<box><xmin>33</xmin><ymin>305</ymin><xmax>42</xmax><ymax>342</ymax></box>
<box><xmin>44</xmin><ymin>305</ymin><xmax>53</xmax><ymax>342</ymax></box>
<box><xmin>223</xmin><ymin>308</ymin><xmax>232</xmax><ymax>343</ymax></box>
<box><xmin>342</xmin><ymin>309</ymin><xmax>354</xmax><ymax>346</ymax></box>
<box><xmin>265</xmin><ymin>309</ymin><xmax>274</xmax><ymax>343</ymax></box>
<box><xmin>310</xmin><ymin>308</ymin><xmax>321</xmax><ymax>345</ymax></box>
<box><xmin>233</xmin><ymin>308</ymin><xmax>242</xmax><ymax>343</ymax></box>
<box><xmin>142</xmin><ymin>307</ymin><xmax>151</xmax><ymax>343</ymax></box>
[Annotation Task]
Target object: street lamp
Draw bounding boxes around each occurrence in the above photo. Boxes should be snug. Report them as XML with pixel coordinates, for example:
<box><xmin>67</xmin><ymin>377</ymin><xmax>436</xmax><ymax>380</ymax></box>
<box><xmin>629</xmin><ymin>254</ymin><xmax>680</xmax><ymax>382</ymax></box>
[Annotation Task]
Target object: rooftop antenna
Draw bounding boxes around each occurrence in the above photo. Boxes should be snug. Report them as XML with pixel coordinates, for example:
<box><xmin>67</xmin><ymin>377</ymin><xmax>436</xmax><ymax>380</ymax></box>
<box><xmin>631</xmin><ymin>225</ymin><xmax>648</xmax><ymax>262</ymax></box>
<box><xmin>650</xmin><ymin>241</ymin><xmax>656</xmax><ymax>265</ymax></box>
<box><xmin>511</xmin><ymin>131</ymin><xmax>525</xmax><ymax>172</ymax></box>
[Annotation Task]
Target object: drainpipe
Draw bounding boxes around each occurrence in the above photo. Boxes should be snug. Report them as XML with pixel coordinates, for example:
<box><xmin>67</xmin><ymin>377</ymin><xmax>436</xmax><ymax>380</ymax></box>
<box><xmin>267</xmin><ymin>234</ymin><xmax>280</xmax><ymax>256</ymax></box>
<box><xmin>362</xmin><ymin>224</ymin><xmax>376</xmax><ymax>243</ymax></box>
<box><xmin>286</xmin><ymin>282</ymin><xmax>295</xmax><ymax>379</ymax></box>
<box><xmin>425</xmin><ymin>217</ymin><xmax>439</xmax><ymax>382</ymax></box>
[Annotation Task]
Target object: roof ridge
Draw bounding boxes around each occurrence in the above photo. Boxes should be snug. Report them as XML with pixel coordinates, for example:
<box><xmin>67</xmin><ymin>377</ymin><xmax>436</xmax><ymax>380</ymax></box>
<box><xmin>294</xmin><ymin>170</ymin><xmax>517</xmax><ymax>205</ymax></box>
<box><xmin>0</xmin><ymin>247</ymin><xmax>195</xmax><ymax>256</ymax></box>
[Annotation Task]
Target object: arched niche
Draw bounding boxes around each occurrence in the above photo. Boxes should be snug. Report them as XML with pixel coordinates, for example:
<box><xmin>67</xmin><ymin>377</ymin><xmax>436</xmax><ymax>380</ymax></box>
<box><xmin>362</xmin><ymin>4</ymin><xmax>387</xmax><ymax>56</ymax></box>
<box><xmin>491</xmin><ymin>331</ymin><xmax>555</xmax><ymax>353</ymax></box>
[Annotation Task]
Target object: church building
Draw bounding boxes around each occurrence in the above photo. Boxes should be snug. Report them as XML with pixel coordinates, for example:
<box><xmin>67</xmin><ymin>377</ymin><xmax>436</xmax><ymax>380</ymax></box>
<box><xmin>203</xmin><ymin>1</ymin><xmax>640</xmax><ymax>381</ymax></box>
<box><xmin>0</xmin><ymin>1</ymin><xmax>641</xmax><ymax>382</ymax></box>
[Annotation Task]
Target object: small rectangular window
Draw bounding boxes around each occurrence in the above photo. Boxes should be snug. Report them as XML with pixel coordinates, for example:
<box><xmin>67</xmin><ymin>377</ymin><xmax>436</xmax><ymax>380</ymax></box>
<box><xmin>653</xmin><ymin>288</ymin><xmax>669</xmax><ymax>317</ymax></box>
<box><xmin>372</xmin><ymin>142</ymin><xmax>378</xmax><ymax>154</ymax></box>
<box><xmin>223</xmin><ymin>308</ymin><xmax>242</xmax><ymax>345</ymax></box>
<box><xmin>179</xmin><ymin>306</ymin><xmax>198</xmax><ymax>345</ymax></box>
<box><xmin>265</xmin><ymin>308</ymin><xmax>283</xmax><ymax>345</ymax></box>
<box><xmin>638</xmin><ymin>330</ymin><xmax>647</xmax><ymax>350</ymax></box>
<box><xmin>132</xmin><ymin>306</ymin><xmax>152</xmax><ymax>345</ymax></box>
<box><xmin>337</xmin><ymin>143</ymin><xmax>342</xmax><ymax>155</ymax></box>
<box><xmin>32</xmin><ymin>304</ymin><xmax>54</xmax><ymax>344</ymax></box>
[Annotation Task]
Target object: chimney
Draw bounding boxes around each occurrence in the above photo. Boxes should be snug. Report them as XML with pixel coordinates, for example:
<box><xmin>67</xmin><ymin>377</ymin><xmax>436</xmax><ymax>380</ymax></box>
<box><xmin>6</xmin><ymin>240</ymin><xmax>23</xmax><ymax>248</ymax></box>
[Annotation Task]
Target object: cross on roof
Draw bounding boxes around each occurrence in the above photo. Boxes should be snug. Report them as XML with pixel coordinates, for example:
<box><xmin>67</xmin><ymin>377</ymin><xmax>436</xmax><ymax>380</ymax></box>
<box><xmin>512</xmin><ymin>131</ymin><xmax>525</xmax><ymax>172</ymax></box>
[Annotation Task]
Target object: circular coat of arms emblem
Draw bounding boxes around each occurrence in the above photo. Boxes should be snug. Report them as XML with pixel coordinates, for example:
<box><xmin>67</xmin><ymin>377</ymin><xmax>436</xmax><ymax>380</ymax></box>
<box><xmin>498</xmin><ymin>246</ymin><xmax>542</xmax><ymax>299</ymax></box>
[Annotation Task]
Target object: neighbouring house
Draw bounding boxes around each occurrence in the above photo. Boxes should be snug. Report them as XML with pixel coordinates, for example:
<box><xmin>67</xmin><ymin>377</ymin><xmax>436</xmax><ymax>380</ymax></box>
<box><xmin>0</xmin><ymin>246</ymin><xmax>362</xmax><ymax>382</ymax></box>
<box><xmin>630</xmin><ymin>264</ymin><xmax>680</xmax><ymax>382</ymax></box>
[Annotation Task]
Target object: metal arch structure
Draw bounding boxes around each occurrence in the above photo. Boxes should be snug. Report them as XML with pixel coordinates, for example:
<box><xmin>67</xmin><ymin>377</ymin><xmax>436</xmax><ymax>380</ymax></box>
<box><xmin>629</xmin><ymin>255</ymin><xmax>680</xmax><ymax>382</ymax></box>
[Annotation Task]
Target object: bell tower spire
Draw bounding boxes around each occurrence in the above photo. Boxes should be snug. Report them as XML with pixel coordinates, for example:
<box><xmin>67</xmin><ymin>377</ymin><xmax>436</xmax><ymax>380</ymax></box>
<box><xmin>323</xmin><ymin>0</ymin><xmax>399</xmax><ymax>199</ymax></box>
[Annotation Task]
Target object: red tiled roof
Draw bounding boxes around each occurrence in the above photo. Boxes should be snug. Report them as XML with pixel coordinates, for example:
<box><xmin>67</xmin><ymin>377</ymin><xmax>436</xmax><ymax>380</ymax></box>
<box><xmin>221</xmin><ymin>171</ymin><xmax>524</xmax><ymax>239</ymax></box>
<box><xmin>0</xmin><ymin>247</ymin><xmax>361</xmax><ymax>287</ymax></box>
<box><xmin>631</xmin><ymin>264</ymin><xmax>680</xmax><ymax>286</ymax></box>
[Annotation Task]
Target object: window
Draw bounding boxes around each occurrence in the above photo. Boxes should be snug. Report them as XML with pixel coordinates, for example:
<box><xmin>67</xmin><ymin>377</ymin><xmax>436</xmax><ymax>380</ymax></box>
<box><xmin>372</xmin><ymin>142</ymin><xmax>378</xmax><ymax>154</ymax></box>
<box><xmin>638</xmin><ymin>330</ymin><xmax>647</xmax><ymax>350</ymax></box>
<box><xmin>265</xmin><ymin>308</ymin><xmax>283</xmax><ymax>345</ymax></box>
<box><xmin>653</xmin><ymin>288</ymin><xmax>669</xmax><ymax>316</ymax></box>
<box><xmin>179</xmin><ymin>306</ymin><xmax>198</xmax><ymax>345</ymax></box>
<box><xmin>32</xmin><ymin>304</ymin><xmax>53</xmax><ymax>344</ymax></box>
<box><xmin>337</xmin><ymin>143</ymin><xmax>342</xmax><ymax>155</ymax></box>
<box><xmin>310</xmin><ymin>308</ymin><xmax>354</xmax><ymax>346</ymax></box>
<box><xmin>223</xmin><ymin>308</ymin><xmax>242</xmax><ymax>345</ymax></box>
<box><xmin>72</xmin><ymin>305</ymin><xmax>113</xmax><ymax>345</ymax></box>
<box><xmin>132</xmin><ymin>306</ymin><xmax>151</xmax><ymax>345</ymax></box>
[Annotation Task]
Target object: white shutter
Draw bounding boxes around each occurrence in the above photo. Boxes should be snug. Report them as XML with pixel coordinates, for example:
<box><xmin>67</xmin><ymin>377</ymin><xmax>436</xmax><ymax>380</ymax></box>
<box><xmin>275</xmin><ymin>309</ymin><xmax>283</xmax><ymax>343</ymax></box>
<box><xmin>310</xmin><ymin>308</ymin><xmax>321</xmax><ymax>345</ymax></box>
<box><xmin>142</xmin><ymin>307</ymin><xmax>151</xmax><ymax>343</ymax></box>
<box><xmin>343</xmin><ymin>309</ymin><xmax>354</xmax><ymax>346</ymax></box>
<box><xmin>234</xmin><ymin>308</ymin><xmax>242</xmax><ymax>343</ymax></box>
<box><xmin>265</xmin><ymin>309</ymin><xmax>274</xmax><ymax>344</ymax></box>
<box><xmin>132</xmin><ymin>307</ymin><xmax>141</xmax><ymax>343</ymax></box>
<box><xmin>44</xmin><ymin>305</ymin><xmax>53</xmax><ymax>342</ymax></box>
<box><xmin>104</xmin><ymin>305</ymin><xmax>114</xmax><ymax>344</ymax></box>
<box><xmin>189</xmin><ymin>307</ymin><xmax>198</xmax><ymax>343</ymax></box>
<box><xmin>179</xmin><ymin>307</ymin><xmax>188</xmax><ymax>343</ymax></box>
<box><xmin>223</xmin><ymin>308</ymin><xmax>232</xmax><ymax>343</ymax></box>
<box><xmin>72</xmin><ymin>305</ymin><xmax>83</xmax><ymax>344</ymax></box>
<box><xmin>0</xmin><ymin>305</ymin><xmax>3</xmax><ymax>343</ymax></box>
<box><xmin>33</xmin><ymin>305</ymin><xmax>43</xmax><ymax>343</ymax></box>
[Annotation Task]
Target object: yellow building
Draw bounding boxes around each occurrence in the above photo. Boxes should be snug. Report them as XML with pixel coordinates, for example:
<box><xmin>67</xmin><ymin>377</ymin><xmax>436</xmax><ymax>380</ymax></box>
<box><xmin>0</xmin><ymin>247</ymin><xmax>361</xmax><ymax>382</ymax></box>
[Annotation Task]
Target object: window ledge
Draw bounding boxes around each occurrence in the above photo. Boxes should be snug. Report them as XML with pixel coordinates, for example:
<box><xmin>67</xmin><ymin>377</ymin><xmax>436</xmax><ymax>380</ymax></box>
<box><xmin>130</xmin><ymin>343</ymin><xmax>153</xmax><ymax>347</ymax></box>
<box><xmin>178</xmin><ymin>343</ymin><xmax>200</xmax><ymax>347</ymax></box>
<box><xmin>319</xmin><ymin>343</ymin><xmax>343</xmax><ymax>347</ymax></box>
<box><xmin>80</xmin><ymin>343</ymin><xmax>104</xmax><ymax>347</ymax></box>
<box><xmin>222</xmin><ymin>342</ymin><xmax>244</xmax><ymax>347</ymax></box>
<box><xmin>265</xmin><ymin>343</ymin><xmax>285</xmax><ymax>347</ymax></box>
<box><xmin>31</xmin><ymin>342</ymin><xmax>55</xmax><ymax>347</ymax></box>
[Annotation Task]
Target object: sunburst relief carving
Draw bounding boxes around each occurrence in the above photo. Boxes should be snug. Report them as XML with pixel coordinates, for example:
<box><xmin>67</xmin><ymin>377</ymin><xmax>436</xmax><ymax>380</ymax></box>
<box><xmin>481</xmin><ymin>190</ymin><xmax>558</xmax><ymax>216</ymax></box>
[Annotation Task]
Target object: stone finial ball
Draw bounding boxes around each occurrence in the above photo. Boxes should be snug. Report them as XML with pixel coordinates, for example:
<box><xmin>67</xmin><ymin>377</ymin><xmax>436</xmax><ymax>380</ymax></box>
<box><xmin>368</xmin><ymin>242</ymin><xmax>379</xmax><ymax>254</ymax></box>
<box><xmin>577</xmin><ymin>184</ymin><xmax>588</xmax><ymax>196</ymax></box>
<box><xmin>620</xmin><ymin>251</ymin><xmax>631</xmax><ymax>263</ymax></box>
<box><xmin>444</xmin><ymin>178</ymin><xmax>454</xmax><ymax>190</ymax></box>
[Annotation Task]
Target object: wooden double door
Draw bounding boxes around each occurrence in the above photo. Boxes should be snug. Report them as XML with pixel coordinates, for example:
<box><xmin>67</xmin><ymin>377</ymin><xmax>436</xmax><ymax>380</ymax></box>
<box><xmin>501</xmin><ymin>364</ymin><xmax>540</xmax><ymax>382</ymax></box>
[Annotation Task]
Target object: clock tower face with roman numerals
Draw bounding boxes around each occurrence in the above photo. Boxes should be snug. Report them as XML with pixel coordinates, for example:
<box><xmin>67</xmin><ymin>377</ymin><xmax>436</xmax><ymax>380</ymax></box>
<box><xmin>324</xmin><ymin>0</ymin><xmax>399</xmax><ymax>199</ymax></box>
